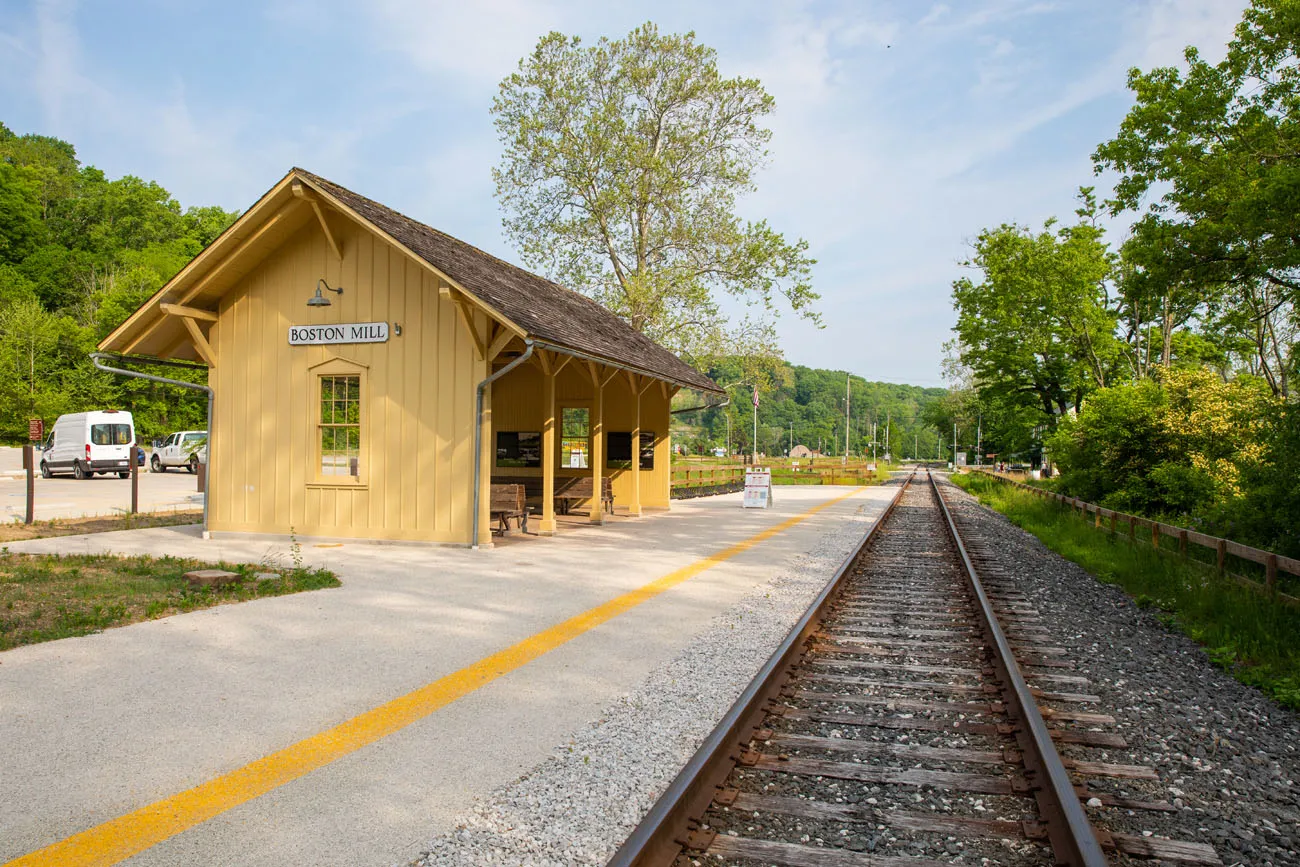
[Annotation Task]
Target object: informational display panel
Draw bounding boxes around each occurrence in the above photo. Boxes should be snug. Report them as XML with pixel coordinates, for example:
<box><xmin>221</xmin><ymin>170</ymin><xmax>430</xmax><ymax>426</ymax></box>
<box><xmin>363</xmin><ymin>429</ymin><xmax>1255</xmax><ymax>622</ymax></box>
<box><xmin>742</xmin><ymin>468</ymin><xmax>773</xmax><ymax>509</ymax></box>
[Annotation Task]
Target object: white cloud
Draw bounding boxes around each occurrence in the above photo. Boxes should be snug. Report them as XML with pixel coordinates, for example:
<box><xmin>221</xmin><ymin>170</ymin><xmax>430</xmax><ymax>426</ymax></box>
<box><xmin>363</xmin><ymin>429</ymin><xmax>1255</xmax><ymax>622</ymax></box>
<box><xmin>365</xmin><ymin>0</ymin><xmax>566</xmax><ymax>86</ymax></box>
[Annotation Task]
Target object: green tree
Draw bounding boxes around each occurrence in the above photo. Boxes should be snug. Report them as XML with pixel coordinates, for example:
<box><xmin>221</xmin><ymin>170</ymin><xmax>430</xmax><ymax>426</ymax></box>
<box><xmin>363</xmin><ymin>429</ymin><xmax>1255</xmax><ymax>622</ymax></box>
<box><xmin>951</xmin><ymin>191</ymin><xmax>1119</xmax><ymax>424</ymax></box>
<box><xmin>1095</xmin><ymin>0</ymin><xmax>1300</xmax><ymax>398</ymax></box>
<box><xmin>491</xmin><ymin>22</ymin><xmax>818</xmax><ymax>365</ymax></box>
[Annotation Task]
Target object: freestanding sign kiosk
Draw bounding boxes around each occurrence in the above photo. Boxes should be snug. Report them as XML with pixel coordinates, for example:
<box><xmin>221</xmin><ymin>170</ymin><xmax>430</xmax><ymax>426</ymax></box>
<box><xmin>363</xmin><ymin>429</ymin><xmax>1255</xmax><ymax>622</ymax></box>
<box><xmin>742</xmin><ymin>467</ymin><xmax>773</xmax><ymax>509</ymax></box>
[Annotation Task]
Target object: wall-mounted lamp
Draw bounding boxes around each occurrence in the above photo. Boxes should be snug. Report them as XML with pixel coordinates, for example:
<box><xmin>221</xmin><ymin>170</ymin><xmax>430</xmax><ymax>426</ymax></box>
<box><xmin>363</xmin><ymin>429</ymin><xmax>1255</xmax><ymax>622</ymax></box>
<box><xmin>308</xmin><ymin>278</ymin><xmax>344</xmax><ymax>307</ymax></box>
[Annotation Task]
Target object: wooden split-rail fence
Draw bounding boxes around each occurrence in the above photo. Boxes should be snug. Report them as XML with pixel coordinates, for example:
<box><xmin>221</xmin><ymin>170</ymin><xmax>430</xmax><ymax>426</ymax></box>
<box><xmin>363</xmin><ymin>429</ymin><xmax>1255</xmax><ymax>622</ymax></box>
<box><xmin>973</xmin><ymin>469</ymin><xmax>1299</xmax><ymax>606</ymax></box>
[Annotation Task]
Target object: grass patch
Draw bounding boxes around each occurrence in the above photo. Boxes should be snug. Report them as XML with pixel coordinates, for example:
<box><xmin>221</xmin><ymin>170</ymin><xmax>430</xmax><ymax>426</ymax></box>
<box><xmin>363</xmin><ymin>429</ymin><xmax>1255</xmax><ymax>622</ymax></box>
<box><xmin>952</xmin><ymin>472</ymin><xmax>1300</xmax><ymax>710</ymax></box>
<box><xmin>0</xmin><ymin>552</ymin><xmax>340</xmax><ymax>651</ymax></box>
<box><xmin>0</xmin><ymin>510</ymin><xmax>203</xmax><ymax>544</ymax></box>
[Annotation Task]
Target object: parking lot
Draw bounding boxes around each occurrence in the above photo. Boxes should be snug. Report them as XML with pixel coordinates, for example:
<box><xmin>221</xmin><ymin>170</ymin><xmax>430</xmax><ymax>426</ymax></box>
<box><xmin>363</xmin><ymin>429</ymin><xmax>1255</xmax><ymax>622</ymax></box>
<box><xmin>0</xmin><ymin>456</ymin><xmax>204</xmax><ymax>521</ymax></box>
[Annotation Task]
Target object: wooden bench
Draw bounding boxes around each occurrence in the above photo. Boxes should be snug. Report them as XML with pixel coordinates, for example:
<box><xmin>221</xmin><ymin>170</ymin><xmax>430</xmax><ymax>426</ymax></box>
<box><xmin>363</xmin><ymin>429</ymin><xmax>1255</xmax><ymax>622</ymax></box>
<box><xmin>553</xmin><ymin>476</ymin><xmax>614</xmax><ymax>516</ymax></box>
<box><xmin>490</xmin><ymin>475</ymin><xmax>615</xmax><ymax>517</ymax></box>
<box><xmin>489</xmin><ymin>483</ymin><xmax>528</xmax><ymax>535</ymax></box>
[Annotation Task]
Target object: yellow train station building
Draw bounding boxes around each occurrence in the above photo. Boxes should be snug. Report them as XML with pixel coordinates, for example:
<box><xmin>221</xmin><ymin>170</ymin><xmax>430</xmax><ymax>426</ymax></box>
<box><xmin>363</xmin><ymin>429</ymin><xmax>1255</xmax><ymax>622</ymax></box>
<box><xmin>99</xmin><ymin>168</ymin><xmax>720</xmax><ymax>546</ymax></box>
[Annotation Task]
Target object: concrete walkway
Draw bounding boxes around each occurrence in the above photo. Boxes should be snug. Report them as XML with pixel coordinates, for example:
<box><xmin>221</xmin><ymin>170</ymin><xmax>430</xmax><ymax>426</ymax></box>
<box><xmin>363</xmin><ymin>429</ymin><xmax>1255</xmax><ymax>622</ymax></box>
<box><xmin>0</xmin><ymin>486</ymin><xmax>894</xmax><ymax>867</ymax></box>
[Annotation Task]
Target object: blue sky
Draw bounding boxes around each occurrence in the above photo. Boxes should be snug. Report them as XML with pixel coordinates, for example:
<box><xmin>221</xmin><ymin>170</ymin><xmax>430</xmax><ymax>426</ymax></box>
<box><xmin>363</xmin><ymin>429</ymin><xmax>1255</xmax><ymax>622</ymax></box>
<box><xmin>0</xmin><ymin>0</ymin><xmax>1247</xmax><ymax>386</ymax></box>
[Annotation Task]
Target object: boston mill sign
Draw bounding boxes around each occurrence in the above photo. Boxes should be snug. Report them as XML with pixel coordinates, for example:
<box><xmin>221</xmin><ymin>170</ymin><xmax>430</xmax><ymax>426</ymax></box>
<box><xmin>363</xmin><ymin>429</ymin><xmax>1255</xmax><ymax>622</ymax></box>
<box><xmin>288</xmin><ymin>322</ymin><xmax>389</xmax><ymax>346</ymax></box>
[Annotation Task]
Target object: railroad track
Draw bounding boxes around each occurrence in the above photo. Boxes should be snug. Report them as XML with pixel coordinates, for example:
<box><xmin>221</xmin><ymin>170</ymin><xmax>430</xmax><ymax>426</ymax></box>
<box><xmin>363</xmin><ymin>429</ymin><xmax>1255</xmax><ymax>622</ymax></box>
<box><xmin>609</xmin><ymin>471</ymin><xmax>1222</xmax><ymax>867</ymax></box>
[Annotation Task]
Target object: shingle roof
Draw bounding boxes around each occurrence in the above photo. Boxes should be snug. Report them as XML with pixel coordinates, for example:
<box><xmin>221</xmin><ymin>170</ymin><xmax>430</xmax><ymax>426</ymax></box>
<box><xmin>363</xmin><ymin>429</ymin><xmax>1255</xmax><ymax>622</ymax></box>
<box><xmin>295</xmin><ymin>169</ymin><xmax>721</xmax><ymax>394</ymax></box>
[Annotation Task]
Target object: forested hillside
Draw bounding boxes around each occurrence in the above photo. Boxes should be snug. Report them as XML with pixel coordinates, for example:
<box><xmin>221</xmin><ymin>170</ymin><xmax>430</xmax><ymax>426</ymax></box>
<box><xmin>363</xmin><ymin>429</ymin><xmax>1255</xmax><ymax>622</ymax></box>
<box><xmin>675</xmin><ymin>360</ymin><xmax>947</xmax><ymax>459</ymax></box>
<box><xmin>945</xmin><ymin>1</ymin><xmax>1300</xmax><ymax>555</ymax></box>
<box><xmin>0</xmin><ymin>122</ymin><xmax>237</xmax><ymax>443</ymax></box>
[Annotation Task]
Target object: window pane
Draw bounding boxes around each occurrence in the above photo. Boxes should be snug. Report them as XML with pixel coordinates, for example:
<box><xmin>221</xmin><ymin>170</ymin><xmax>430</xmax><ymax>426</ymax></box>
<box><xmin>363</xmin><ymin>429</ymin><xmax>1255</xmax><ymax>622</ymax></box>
<box><xmin>561</xmin><ymin>407</ymin><xmax>589</xmax><ymax>437</ymax></box>
<box><xmin>319</xmin><ymin>375</ymin><xmax>361</xmax><ymax>477</ymax></box>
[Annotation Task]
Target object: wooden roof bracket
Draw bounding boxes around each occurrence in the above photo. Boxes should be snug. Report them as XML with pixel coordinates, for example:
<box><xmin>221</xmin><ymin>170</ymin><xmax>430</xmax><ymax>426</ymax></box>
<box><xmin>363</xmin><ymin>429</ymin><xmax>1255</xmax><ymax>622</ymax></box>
<box><xmin>179</xmin><ymin>316</ymin><xmax>217</xmax><ymax>368</ymax></box>
<box><xmin>486</xmin><ymin>324</ymin><xmax>515</xmax><ymax>360</ymax></box>
<box><xmin>292</xmin><ymin>180</ymin><xmax>342</xmax><ymax>261</ymax></box>
<box><xmin>154</xmin><ymin>302</ymin><xmax>218</xmax><ymax>367</ymax></box>
<box><xmin>440</xmin><ymin>281</ymin><xmax>488</xmax><ymax>360</ymax></box>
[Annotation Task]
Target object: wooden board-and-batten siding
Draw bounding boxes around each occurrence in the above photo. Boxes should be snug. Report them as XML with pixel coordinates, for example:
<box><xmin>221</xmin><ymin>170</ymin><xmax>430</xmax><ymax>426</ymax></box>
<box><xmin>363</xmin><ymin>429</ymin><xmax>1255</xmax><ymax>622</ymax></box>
<box><xmin>208</xmin><ymin>217</ymin><xmax>491</xmax><ymax>544</ymax></box>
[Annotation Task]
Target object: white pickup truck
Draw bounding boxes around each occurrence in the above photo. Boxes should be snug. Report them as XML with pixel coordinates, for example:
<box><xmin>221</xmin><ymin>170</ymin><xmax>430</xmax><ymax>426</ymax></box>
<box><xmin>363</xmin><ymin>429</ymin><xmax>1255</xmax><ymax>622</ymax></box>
<box><xmin>151</xmin><ymin>430</ymin><xmax>207</xmax><ymax>473</ymax></box>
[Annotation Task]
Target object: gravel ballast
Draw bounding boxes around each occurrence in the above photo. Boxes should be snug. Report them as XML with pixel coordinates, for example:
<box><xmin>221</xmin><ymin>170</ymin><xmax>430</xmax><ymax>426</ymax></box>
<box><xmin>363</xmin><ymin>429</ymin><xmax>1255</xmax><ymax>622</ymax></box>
<box><xmin>939</xmin><ymin>474</ymin><xmax>1300</xmax><ymax>867</ymax></box>
<box><xmin>413</xmin><ymin>489</ymin><xmax>891</xmax><ymax>866</ymax></box>
<box><xmin>415</xmin><ymin>474</ymin><xmax>1300</xmax><ymax>866</ymax></box>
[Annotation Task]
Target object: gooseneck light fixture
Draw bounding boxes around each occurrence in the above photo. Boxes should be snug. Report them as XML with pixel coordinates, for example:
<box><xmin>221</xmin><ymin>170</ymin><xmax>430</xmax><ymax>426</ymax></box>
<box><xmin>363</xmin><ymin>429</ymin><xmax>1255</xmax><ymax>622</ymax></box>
<box><xmin>308</xmin><ymin>278</ymin><xmax>344</xmax><ymax>307</ymax></box>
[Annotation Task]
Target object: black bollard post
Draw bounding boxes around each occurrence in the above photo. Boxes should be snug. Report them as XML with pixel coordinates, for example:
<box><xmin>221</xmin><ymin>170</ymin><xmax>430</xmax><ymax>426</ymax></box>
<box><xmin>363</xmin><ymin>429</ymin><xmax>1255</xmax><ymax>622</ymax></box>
<box><xmin>23</xmin><ymin>444</ymin><xmax>34</xmax><ymax>525</ymax></box>
<box><xmin>131</xmin><ymin>446</ymin><xmax>140</xmax><ymax>514</ymax></box>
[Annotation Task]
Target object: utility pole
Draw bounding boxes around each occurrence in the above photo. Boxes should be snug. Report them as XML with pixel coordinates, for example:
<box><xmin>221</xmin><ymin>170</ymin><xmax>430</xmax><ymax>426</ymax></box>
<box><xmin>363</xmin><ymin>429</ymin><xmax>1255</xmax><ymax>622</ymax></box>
<box><xmin>843</xmin><ymin>373</ymin><xmax>850</xmax><ymax>465</ymax></box>
<box><xmin>885</xmin><ymin>411</ymin><xmax>890</xmax><ymax>461</ymax></box>
<box><xmin>915</xmin><ymin>432</ymin><xmax>918</xmax><ymax>462</ymax></box>
<box><xmin>976</xmin><ymin>414</ymin><xmax>982</xmax><ymax>467</ymax></box>
<box><xmin>789</xmin><ymin>421</ymin><xmax>793</xmax><ymax>455</ymax></box>
<box><xmin>953</xmin><ymin>423</ymin><xmax>958</xmax><ymax>468</ymax></box>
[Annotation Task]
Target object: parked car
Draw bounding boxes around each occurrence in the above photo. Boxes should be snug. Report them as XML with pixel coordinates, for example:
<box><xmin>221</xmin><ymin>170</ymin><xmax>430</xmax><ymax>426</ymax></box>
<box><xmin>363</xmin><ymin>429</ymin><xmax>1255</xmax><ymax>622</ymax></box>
<box><xmin>40</xmin><ymin>410</ymin><xmax>136</xmax><ymax>479</ymax></box>
<box><xmin>151</xmin><ymin>430</ymin><xmax>207</xmax><ymax>473</ymax></box>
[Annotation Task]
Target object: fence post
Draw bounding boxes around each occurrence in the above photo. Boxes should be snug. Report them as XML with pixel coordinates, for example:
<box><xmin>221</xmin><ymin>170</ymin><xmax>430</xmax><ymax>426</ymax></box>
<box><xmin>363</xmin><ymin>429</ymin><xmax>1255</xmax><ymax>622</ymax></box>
<box><xmin>1094</xmin><ymin>509</ymin><xmax>1101</xmax><ymax>529</ymax></box>
<box><xmin>1109</xmin><ymin>512</ymin><xmax>1117</xmax><ymax>535</ymax></box>
<box><xmin>1216</xmin><ymin>539</ymin><xmax>1227</xmax><ymax>576</ymax></box>
<box><xmin>1151</xmin><ymin>522</ymin><xmax>1160</xmax><ymax>549</ymax></box>
<box><xmin>23</xmin><ymin>444</ymin><xmax>35</xmax><ymax>525</ymax></box>
<box><xmin>1178</xmin><ymin>530</ymin><xmax>1188</xmax><ymax>559</ymax></box>
<box><xmin>1266</xmin><ymin>554</ymin><xmax>1278</xmax><ymax>594</ymax></box>
<box><xmin>1129</xmin><ymin>515</ymin><xmax>1135</xmax><ymax>541</ymax></box>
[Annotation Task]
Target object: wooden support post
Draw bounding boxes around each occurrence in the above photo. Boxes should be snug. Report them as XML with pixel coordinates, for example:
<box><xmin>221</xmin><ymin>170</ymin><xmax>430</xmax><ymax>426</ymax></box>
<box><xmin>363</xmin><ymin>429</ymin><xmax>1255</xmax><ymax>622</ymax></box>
<box><xmin>131</xmin><ymin>446</ymin><xmax>140</xmax><ymax>514</ymax></box>
<box><xmin>1266</xmin><ymin>554</ymin><xmax>1279</xmax><ymax>594</ymax></box>
<box><xmin>589</xmin><ymin>362</ymin><xmax>605</xmax><ymax>524</ymax></box>
<box><xmin>1129</xmin><ymin>515</ymin><xmax>1136</xmax><ymax>541</ymax></box>
<box><xmin>1216</xmin><ymin>539</ymin><xmax>1227</xmax><ymax>576</ymax></box>
<box><xmin>540</xmin><ymin>353</ymin><xmax>557</xmax><ymax>535</ymax></box>
<box><xmin>1095</xmin><ymin>510</ymin><xmax>1101</xmax><ymax>529</ymax></box>
<box><xmin>1109</xmin><ymin>512</ymin><xmax>1117</xmax><ymax>535</ymax></box>
<box><xmin>1178</xmin><ymin>530</ymin><xmax>1188</xmax><ymax>559</ymax></box>
<box><xmin>23</xmin><ymin>445</ymin><xmax>34</xmax><ymax>525</ymax></box>
<box><xmin>629</xmin><ymin>374</ymin><xmax>642</xmax><ymax>517</ymax></box>
<box><xmin>1151</xmin><ymin>522</ymin><xmax>1160</xmax><ymax>549</ymax></box>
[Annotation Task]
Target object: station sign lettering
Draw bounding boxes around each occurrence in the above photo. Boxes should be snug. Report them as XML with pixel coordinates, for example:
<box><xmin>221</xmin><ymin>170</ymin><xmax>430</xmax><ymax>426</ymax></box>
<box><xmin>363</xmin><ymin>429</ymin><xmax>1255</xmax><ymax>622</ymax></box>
<box><xmin>288</xmin><ymin>322</ymin><xmax>389</xmax><ymax>346</ymax></box>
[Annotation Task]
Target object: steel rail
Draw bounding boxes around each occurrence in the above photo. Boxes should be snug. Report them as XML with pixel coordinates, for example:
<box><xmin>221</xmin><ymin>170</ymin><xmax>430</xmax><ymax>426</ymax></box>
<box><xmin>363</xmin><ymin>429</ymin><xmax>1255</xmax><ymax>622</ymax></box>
<box><xmin>607</xmin><ymin>472</ymin><xmax>915</xmax><ymax>867</ymax></box>
<box><xmin>928</xmin><ymin>470</ymin><xmax>1109</xmax><ymax>867</ymax></box>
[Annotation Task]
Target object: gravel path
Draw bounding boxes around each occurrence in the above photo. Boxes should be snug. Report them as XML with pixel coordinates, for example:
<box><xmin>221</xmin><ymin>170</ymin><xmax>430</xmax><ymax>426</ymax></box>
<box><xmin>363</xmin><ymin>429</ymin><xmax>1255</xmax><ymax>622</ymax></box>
<box><xmin>938</xmin><ymin>475</ymin><xmax>1300</xmax><ymax>867</ymax></box>
<box><xmin>412</xmin><ymin>490</ymin><xmax>890</xmax><ymax>867</ymax></box>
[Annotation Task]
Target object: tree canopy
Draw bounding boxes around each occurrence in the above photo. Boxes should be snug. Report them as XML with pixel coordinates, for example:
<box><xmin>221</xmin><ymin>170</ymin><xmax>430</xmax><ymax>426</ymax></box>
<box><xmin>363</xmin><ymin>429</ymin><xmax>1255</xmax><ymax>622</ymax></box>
<box><xmin>948</xmin><ymin>0</ymin><xmax>1300</xmax><ymax>553</ymax></box>
<box><xmin>0</xmin><ymin>121</ymin><xmax>238</xmax><ymax>442</ymax></box>
<box><xmin>491</xmin><ymin>23</ymin><xmax>819</xmax><ymax>366</ymax></box>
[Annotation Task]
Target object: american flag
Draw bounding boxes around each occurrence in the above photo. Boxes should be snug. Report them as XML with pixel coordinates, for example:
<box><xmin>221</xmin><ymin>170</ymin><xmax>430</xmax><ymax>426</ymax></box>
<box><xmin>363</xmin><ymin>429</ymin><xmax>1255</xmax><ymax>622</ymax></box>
<box><xmin>752</xmin><ymin>385</ymin><xmax>759</xmax><ymax>408</ymax></box>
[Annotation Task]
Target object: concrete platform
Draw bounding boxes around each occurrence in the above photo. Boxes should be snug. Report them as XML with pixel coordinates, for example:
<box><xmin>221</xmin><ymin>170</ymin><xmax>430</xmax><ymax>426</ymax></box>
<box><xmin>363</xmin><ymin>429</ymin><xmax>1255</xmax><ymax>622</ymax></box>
<box><xmin>0</xmin><ymin>485</ymin><xmax>895</xmax><ymax>867</ymax></box>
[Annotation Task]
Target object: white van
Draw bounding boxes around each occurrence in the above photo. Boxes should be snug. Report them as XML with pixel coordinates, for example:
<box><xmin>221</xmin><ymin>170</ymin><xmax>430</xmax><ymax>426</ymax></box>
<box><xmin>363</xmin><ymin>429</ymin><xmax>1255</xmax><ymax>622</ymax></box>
<box><xmin>40</xmin><ymin>411</ymin><xmax>136</xmax><ymax>480</ymax></box>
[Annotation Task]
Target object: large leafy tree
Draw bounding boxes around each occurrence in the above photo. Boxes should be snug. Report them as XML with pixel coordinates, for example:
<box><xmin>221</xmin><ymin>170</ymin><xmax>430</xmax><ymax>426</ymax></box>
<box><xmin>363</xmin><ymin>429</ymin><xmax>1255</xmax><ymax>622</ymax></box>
<box><xmin>491</xmin><ymin>22</ymin><xmax>818</xmax><ymax>364</ymax></box>
<box><xmin>951</xmin><ymin>191</ymin><xmax>1120</xmax><ymax>423</ymax></box>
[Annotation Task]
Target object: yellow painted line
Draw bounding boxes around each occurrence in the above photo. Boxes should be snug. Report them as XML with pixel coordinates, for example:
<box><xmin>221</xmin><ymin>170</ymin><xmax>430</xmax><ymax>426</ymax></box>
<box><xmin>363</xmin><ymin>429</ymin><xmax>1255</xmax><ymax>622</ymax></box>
<box><xmin>7</xmin><ymin>487</ymin><xmax>865</xmax><ymax>867</ymax></box>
